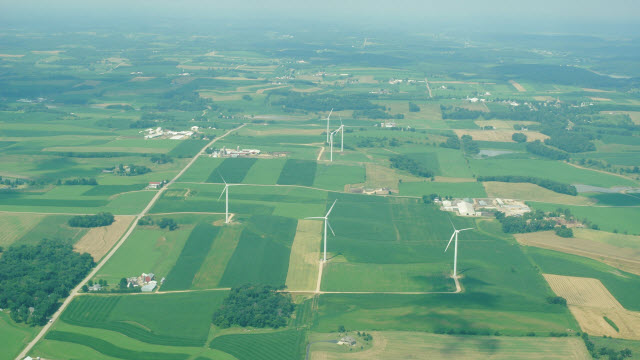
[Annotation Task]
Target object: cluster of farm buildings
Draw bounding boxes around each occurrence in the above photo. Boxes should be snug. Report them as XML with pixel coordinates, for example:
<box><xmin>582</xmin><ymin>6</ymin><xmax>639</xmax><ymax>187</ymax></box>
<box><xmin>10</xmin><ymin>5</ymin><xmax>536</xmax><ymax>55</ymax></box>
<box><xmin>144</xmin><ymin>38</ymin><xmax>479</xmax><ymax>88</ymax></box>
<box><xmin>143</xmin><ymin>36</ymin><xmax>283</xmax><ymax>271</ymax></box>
<box><xmin>209</xmin><ymin>146</ymin><xmax>261</xmax><ymax>158</ymax></box>
<box><xmin>439</xmin><ymin>198</ymin><xmax>531</xmax><ymax>217</ymax></box>
<box><xmin>126</xmin><ymin>272</ymin><xmax>162</xmax><ymax>292</ymax></box>
<box><xmin>142</xmin><ymin>126</ymin><xmax>200</xmax><ymax>140</ymax></box>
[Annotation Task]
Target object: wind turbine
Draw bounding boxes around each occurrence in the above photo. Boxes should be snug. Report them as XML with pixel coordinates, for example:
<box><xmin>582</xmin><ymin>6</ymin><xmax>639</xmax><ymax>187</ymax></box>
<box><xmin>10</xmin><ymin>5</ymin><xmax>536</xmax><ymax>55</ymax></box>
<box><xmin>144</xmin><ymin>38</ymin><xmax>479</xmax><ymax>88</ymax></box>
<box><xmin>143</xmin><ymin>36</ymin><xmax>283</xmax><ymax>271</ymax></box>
<box><xmin>305</xmin><ymin>199</ymin><xmax>337</xmax><ymax>262</ymax></box>
<box><xmin>444</xmin><ymin>220</ymin><xmax>473</xmax><ymax>279</ymax></box>
<box><xmin>217</xmin><ymin>173</ymin><xmax>230</xmax><ymax>223</ymax></box>
<box><xmin>325</xmin><ymin>108</ymin><xmax>333</xmax><ymax>143</ymax></box>
<box><xmin>328</xmin><ymin>120</ymin><xmax>345</xmax><ymax>162</ymax></box>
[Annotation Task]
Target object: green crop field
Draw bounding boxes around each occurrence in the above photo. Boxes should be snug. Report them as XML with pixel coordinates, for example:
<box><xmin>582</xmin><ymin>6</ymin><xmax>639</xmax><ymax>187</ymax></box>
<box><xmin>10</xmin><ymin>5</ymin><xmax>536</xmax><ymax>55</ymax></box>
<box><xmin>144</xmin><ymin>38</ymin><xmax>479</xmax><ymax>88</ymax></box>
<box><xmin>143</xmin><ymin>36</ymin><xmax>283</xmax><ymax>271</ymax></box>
<box><xmin>277</xmin><ymin>159</ymin><xmax>317</xmax><ymax>186</ymax></box>
<box><xmin>530</xmin><ymin>202</ymin><xmax>640</xmax><ymax>234</ymax></box>
<box><xmin>167</xmin><ymin>140</ymin><xmax>210</xmax><ymax>157</ymax></box>
<box><xmin>0</xmin><ymin>212</ymin><xmax>44</xmax><ymax>247</ymax></box>
<box><xmin>82</xmin><ymin>184</ymin><xmax>147</xmax><ymax>196</ymax></box>
<box><xmin>161</xmin><ymin>223</ymin><xmax>220</xmax><ymax>291</ymax></box>
<box><xmin>0</xmin><ymin>312</ymin><xmax>41</xmax><ymax>360</ymax></box>
<box><xmin>241</xmin><ymin>158</ymin><xmax>287</xmax><ymax>184</ymax></box>
<box><xmin>206</xmin><ymin>158</ymin><xmax>257</xmax><ymax>183</ymax></box>
<box><xmin>60</xmin><ymin>291</ymin><xmax>227</xmax><ymax>346</ymax></box>
<box><xmin>209</xmin><ymin>329</ymin><xmax>306</xmax><ymax>360</ymax></box>
<box><xmin>15</xmin><ymin>214</ymin><xmax>88</xmax><ymax>246</ymax></box>
<box><xmin>177</xmin><ymin>157</ymin><xmax>225</xmax><ymax>182</ymax></box>
<box><xmin>219</xmin><ymin>215</ymin><xmax>297</xmax><ymax>287</ymax></box>
<box><xmin>312</xmin><ymin>163</ymin><xmax>366</xmax><ymax>191</ymax></box>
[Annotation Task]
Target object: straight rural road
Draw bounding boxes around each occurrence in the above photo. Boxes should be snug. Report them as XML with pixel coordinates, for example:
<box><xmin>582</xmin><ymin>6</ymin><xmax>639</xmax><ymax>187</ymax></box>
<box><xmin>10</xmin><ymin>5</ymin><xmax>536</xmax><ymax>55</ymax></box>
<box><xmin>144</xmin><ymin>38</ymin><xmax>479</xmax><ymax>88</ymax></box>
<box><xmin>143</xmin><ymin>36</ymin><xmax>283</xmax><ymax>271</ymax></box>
<box><xmin>15</xmin><ymin>124</ymin><xmax>245</xmax><ymax>360</ymax></box>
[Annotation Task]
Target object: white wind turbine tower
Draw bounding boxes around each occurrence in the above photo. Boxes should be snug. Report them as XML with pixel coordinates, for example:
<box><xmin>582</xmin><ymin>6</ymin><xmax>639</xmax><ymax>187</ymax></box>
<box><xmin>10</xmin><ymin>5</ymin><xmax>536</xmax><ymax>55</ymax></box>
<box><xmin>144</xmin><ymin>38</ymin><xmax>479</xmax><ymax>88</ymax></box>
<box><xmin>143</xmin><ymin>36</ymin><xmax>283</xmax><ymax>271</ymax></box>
<box><xmin>444</xmin><ymin>220</ymin><xmax>473</xmax><ymax>279</ymax></box>
<box><xmin>325</xmin><ymin>108</ymin><xmax>333</xmax><ymax>143</ymax></box>
<box><xmin>328</xmin><ymin>120</ymin><xmax>345</xmax><ymax>162</ymax></box>
<box><xmin>305</xmin><ymin>199</ymin><xmax>337</xmax><ymax>262</ymax></box>
<box><xmin>217</xmin><ymin>173</ymin><xmax>231</xmax><ymax>223</ymax></box>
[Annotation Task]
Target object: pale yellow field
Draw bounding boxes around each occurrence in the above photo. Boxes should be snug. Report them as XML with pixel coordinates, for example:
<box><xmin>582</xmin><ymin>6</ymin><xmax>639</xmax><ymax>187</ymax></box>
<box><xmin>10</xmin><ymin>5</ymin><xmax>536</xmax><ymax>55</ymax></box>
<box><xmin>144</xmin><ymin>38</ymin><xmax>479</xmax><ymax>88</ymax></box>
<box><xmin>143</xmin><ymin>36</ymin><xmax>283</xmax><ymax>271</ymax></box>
<box><xmin>291</xmin><ymin>87</ymin><xmax>322</xmax><ymax>93</ymax></box>
<box><xmin>285</xmin><ymin>220</ymin><xmax>322</xmax><ymax>291</ymax></box>
<box><xmin>544</xmin><ymin>274</ymin><xmax>640</xmax><ymax>340</ymax></box>
<box><xmin>0</xmin><ymin>213</ymin><xmax>45</xmax><ymax>247</ymax></box>
<box><xmin>474</xmin><ymin>120</ymin><xmax>538</xmax><ymax>130</ymax></box>
<box><xmin>583</xmin><ymin>88</ymin><xmax>614</xmax><ymax>93</ymax></box>
<box><xmin>453</xmin><ymin>129</ymin><xmax>549</xmax><ymax>142</ymax></box>
<box><xmin>310</xmin><ymin>331</ymin><xmax>590</xmax><ymax>360</ymax></box>
<box><xmin>31</xmin><ymin>50</ymin><xmax>63</xmax><ymax>55</ymax></box>
<box><xmin>509</xmin><ymin>80</ymin><xmax>526</xmax><ymax>92</ymax></box>
<box><xmin>0</xmin><ymin>54</ymin><xmax>24</xmax><ymax>58</ymax></box>
<box><xmin>74</xmin><ymin>216</ymin><xmax>135</xmax><ymax>261</ymax></box>
<box><xmin>192</xmin><ymin>226</ymin><xmax>242</xmax><ymax>289</ymax></box>
<box><xmin>130</xmin><ymin>76</ymin><xmax>155</xmax><ymax>82</ymax></box>
<box><xmin>358</xmin><ymin>163</ymin><xmax>422</xmax><ymax>191</ymax></box>
<box><xmin>516</xmin><ymin>229</ymin><xmax>640</xmax><ymax>275</ymax></box>
<box><xmin>483</xmin><ymin>182</ymin><xmax>595</xmax><ymax>206</ymax></box>
<box><xmin>534</xmin><ymin>96</ymin><xmax>556</xmax><ymax>101</ymax></box>
<box><xmin>601</xmin><ymin>111</ymin><xmax>640</xmax><ymax>125</ymax></box>
<box><xmin>434</xmin><ymin>176</ymin><xmax>476</xmax><ymax>183</ymax></box>
<box><xmin>256</xmin><ymin>85</ymin><xmax>289</xmax><ymax>94</ymax></box>
<box><xmin>590</xmin><ymin>97</ymin><xmax>612</xmax><ymax>101</ymax></box>
<box><xmin>240</xmin><ymin>127</ymin><xmax>324</xmax><ymax>137</ymax></box>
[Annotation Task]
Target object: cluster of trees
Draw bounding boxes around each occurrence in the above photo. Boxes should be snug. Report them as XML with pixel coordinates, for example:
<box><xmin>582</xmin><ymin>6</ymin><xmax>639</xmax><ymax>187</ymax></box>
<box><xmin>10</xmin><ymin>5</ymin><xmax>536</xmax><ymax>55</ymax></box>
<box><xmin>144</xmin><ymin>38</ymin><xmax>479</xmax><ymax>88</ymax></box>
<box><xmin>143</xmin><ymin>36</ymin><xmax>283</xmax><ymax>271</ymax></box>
<box><xmin>476</xmin><ymin>175</ymin><xmax>577</xmax><ymax>196</ymax></box>
<box><xmin>138</xmin><ymin>216</ymin><xmax>178</xmax><ymax>231</ymax></box>
<box><xmin>130</xmin><ymin>119</ymin><xmax>156</xmax><ymax>129</ymax></box>
<box><xmin>0</xmin><ymin>239</ymin><xmax>94</xmax><ymax>325</ymax></box>
<box><xmin>212</xmin><ymin>284</ymin><xmax>294</xmax><ymax>329</ymax></box>
<box><xmin>440</xmin><ymin>106</ymin><xmax>486</xmax><ymax>120</ymax></box>
<box><xmin>526</xmin><ymin>140</ymin><xmax>570</xmax><ymax>160</ymax></box>
<box><xmin>544</xmin><ymin>131</ymin><xmax>596</xmax><ymax>153</ymax></box>
<box><xmin>106</xmin><ymin>104</ymin><xmax>134</xmax><ymax>111</ymax></box>
<box><xmin>512</xmin><ymin>133</ymin><xmax>527</xmax><ymax>143</ymax></box>
<box><xmin>355</xmin><ymin>136</ymin><xmax>402</xmax><ymax>148</ymax></box>
<box><xmin>582</xmin><ymin>333</ymin><xmax>632</xmax><ymax>359</ymax></box>
<box><xmin>461</xmin><ymin>135</ymin><xmax>479</xmax><ymax>155</ymax></box>
<box><xmin>434</xmin><ymin>328</ymin><xmax>500</xmax><ymax>336</ymax></box>
<box><xmin>117</xmin><ymin>164</ymin><xmax>151</xmax><ymax>176</ymax></box>
<box><xmin>440</xmin><ymin>135</ymin><xmax>461</xmax><ymax>149</ymax></box>
<box><xmin>156</xmin><ymin>90</ymin><xmax>213</xmax><ymax>112</ymax></box>
<box><xmin>546</xmin><ymin>296</ymin><xmax>567</xmax><ymax>306</ymax></box>
<box><xmin>495</xmin><ymin>211</ymin><xmax>556</xmax><ymax>234</ymax></box>
<box><xmin>409</xmin><ymin>102</ymin><xmax>421</xmax><ymax>112</ymax></box>
<box><xmin>353</xmin><ymin>109</ymin><xmax>403</xmax><ymax>119</ymax></box>
<box><xmin>422</xmin><ymin>193</ymin><xmax>439</xmax><ymax>204</ymax></box>
<box><xmin>68</xmin><ymin>212</ymin><xmax>115</xmax><ymax>228</ymax></box>
<box><xmin>150</xmin><ymin>154</ymin><xmax>173</xmax><ymax>164</ymax></box>
<box><xmin>58</xmin><ymin>178</ymin><xmax>98</xmax><ymax>186</ymax></box>
<box><xmin>389</xmin><ymin>155</ymin><xmax>434</xmax><ymax>178</ymax></box>
<box><xmin>271</xmin><ymin>91</ymin><xmax>382</xmax><ymax>112</ymax></box>
<box><xmin>555</xmin><ymin>226</ymin><xmax>574</xmax><ymax>238</ymax></box>
<box><xmin>81</xmin><ymin>279</ymin><xmax>108</xmax><ymax>292</ymax></box>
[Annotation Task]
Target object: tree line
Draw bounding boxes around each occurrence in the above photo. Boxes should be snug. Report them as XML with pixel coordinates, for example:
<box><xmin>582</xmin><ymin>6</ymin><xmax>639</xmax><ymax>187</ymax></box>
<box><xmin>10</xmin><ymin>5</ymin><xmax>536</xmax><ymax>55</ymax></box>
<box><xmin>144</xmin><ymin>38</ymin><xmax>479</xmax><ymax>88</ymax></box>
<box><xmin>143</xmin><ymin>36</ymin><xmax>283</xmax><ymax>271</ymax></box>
<box><xmin>526</xmin><ymin>140</ymin><xmax>569</xmax><ymax>160</ymax></box>
<box><xmin>68</xmin><ymin>212</ymin><xmax>115</xmax><ymax>228</ymax></box>
<box><xmin>0</xmin><ymin>239</ymin><xmax>94</xmax><ymax>325</ymax></box>
<box><xmin>495</xmin><ymin>211</ymin><xmax>556</xmax><ymax>234</ymax></box>
<box><xmin>476</xmin><ymin>175</ymin><xmax>577</xmax><ymax>196</ymax></box>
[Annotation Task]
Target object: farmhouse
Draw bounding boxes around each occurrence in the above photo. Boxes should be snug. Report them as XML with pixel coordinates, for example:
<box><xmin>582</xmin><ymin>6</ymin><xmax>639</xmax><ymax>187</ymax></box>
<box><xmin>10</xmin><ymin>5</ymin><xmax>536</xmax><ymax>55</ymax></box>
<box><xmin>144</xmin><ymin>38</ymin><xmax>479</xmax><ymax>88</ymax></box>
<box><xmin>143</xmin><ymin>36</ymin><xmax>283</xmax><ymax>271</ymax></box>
<box><xmin>148</xmin><ymin>182</ymin><xmax>162</xmax><ymax>189</ymax></box>
<box><xmin>127</xmin><ymin>272</ymin><xmax>156</xmax><ymax>287</ymax></box>
<box><xmin>337</xmin><ymin>336</ymin><xmax>356</xmax><ymax>346</ymax></box>
<box><xmin>88</xmin><ymin>284</ymin><xmax>102</xmax><ymax>292</ymax></box>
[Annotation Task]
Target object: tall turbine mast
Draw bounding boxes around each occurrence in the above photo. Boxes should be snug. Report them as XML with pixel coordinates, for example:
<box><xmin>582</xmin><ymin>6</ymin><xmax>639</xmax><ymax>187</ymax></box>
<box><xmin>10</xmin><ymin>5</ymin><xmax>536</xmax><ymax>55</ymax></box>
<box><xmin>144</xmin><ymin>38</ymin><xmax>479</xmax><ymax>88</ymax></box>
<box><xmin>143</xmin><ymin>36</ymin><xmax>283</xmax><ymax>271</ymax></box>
<box><xmin>445</xmin><ymin>220</ymin><xmax>473</xmax><ymax>279</ymax></box>
<box><xmin>217</xmin><ymin>173</ymin><xmax>230</xmax><ymax>223</ymax></box>
<box><xmin>326</xmin><ymin>108</ymin><xmax>333</xmax><ymax>143</ymax></box>
<box><xmin>305</xmin><ymin>199</ymin><xmax>337</xmax><ymax>262</ymax></box>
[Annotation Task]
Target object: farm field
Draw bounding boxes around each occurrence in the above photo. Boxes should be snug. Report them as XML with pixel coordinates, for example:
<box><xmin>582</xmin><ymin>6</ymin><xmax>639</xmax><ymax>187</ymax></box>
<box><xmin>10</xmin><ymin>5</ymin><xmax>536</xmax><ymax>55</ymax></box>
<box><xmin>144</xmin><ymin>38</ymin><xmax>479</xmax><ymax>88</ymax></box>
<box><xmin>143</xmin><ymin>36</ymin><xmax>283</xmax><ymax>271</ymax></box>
<box><xmin>3</xmin><ymin>15</ymin><xmax>640</xmax><ymax>360</ymax></box>
<box><xmin>309</xmin><ymin>331</ymin><xmax>590</xmax><ymax>360</ymax></box>
<box><xmin>544</xmin><ymin>274</ymin><xmax>640</xmax><ymax>340</ymax></box>
<box><xmin>516</xmin><ymin>229</ymin><xmax>640</xmax><ymax>275</ymax></box>
<box><xmin>73</xmin><ymin>215</ymin><xmax>135</xmax><ymax>261</ymax></box>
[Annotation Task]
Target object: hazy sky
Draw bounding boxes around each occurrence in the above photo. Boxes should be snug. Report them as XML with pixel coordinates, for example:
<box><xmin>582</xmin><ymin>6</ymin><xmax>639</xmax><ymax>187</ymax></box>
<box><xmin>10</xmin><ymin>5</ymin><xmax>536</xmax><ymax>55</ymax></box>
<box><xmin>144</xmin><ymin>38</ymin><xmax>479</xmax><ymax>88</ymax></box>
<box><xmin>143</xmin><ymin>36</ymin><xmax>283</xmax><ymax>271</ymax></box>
<box><xmin>1</xmin><ymin>0</ymin><xmax>638</xmax><ymax>34</ymax></box>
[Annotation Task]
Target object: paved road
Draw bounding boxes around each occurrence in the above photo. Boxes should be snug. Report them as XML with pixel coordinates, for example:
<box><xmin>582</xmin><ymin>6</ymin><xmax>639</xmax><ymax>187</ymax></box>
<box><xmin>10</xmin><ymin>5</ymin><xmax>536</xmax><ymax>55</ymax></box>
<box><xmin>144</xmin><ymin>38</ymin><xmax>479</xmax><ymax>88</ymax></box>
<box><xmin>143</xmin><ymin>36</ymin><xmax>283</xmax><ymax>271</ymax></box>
<box><xmin>15</xmin><ymin>124</ymin><xmax>245</xmax><ymax>360</ymax></box>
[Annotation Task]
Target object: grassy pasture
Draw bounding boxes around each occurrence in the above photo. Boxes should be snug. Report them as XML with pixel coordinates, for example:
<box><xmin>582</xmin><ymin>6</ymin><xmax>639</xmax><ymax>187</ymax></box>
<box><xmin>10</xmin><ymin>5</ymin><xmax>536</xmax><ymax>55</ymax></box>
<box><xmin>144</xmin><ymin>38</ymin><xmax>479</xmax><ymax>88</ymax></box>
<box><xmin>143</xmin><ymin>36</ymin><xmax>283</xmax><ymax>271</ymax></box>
<box><xmin>277</xmin><ymin>159</ymin><xmax>317</xmax><ymax>186</ymax></box>
<box><xmin>0</xmin><ymin>312</ymin><xmax>41</xmax><ymax>360</ymax></box>
<box><xmin>312</xmin><ymin>163</ymin><xmax>365</xmax><ymax>191</ymax></box>
<box><xmin>483</xmin><ymin>181</ymin><xmax>594</xmax><ymax>205</ymax></box>
<box><xmin>399</xmin><ymin>180</ymin><xmax>487</xmax><ymax>198</ymax></box>
<box><xmin>16</xmin><ymin>214</ymin><xmax>88</xmax><ymax>246</ymax></box>
<box><xmin>531</xmin><ymin>202</ymin><xmax>640</xmax><ymax>234</ymax></box>
<box><xmin>310</xmin><ymin>331</ymin><xmax>590</xmax><ymax>360</ymax></box>
<box><xmin>209</xmin><ymin>329</ymin><xmax>306</xmax><ymax>360</ymax></box>
<box><xmin>219</xmin><ymin>215</ymin><xmax>297</xmax><ymax>287</ymax></box>
<box><xmin>82</xmin><ymin>184</ymin><xmax>147</xmax><ymax>196</ymax></box>
<box><xmin>469</xmin><ymin>158</ymin><xmax>637</xmax><ymax>188</ymax></box>
<box><xmin>161</xmin><ymin>223</ymin><xmax>220</xmax><ymax>291</ymax></box>
<box><xmin>516</xmin><ymin>229</ymin><xmax>640</xmax><ymax>275</ymax></box>
<box><xmin>61</xmin><ymin>291</ymin><xmax>227</xmax><ymax>347</ymax></box>
<box><xmin>206</xmin><ymin>157</ymin><xmax>257</xmax><ymax>183</ymax></box>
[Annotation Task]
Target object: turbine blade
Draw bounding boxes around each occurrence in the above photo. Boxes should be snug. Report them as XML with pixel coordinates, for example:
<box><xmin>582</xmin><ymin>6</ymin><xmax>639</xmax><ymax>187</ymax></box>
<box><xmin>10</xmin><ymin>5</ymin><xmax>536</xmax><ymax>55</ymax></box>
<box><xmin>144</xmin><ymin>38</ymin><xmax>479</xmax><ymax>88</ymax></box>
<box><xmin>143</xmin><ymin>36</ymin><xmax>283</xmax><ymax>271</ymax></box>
<box><xmin>459</xmin><ymin>228</ymin><xmax>474</xmax><ymax>232</ymax></box>
<box><xmin>444</xmin><ymin>232</ymin><xmax>455</xmax><ymax>252</ymax></box>
<box><xmin>326</xmin><ymin>220</ymin><xmax>336</xmax><ymax>236</ymax></box>
<box><xmin>217</xmin><ymin>186</ymin><xmax>226</xmax><ymax>201</ymax></box>
<box><xmin>448</xmin><ymin>217</ymin><xmax>457</xmax><ymax>231</ymax></box>
<box><xmin>326</xmin><ymin>199</ymin><xmax>338</xmax><ymax>217</ymax></box>
<box><xmin>304</xmin><ymin>217</ymin><xmax>324</xmax><ymax>220</ymax></box>
<box><xmin>218</xmin><ymin>171</ymin><xmax>227</xmax><ymax>185</ymax></box>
